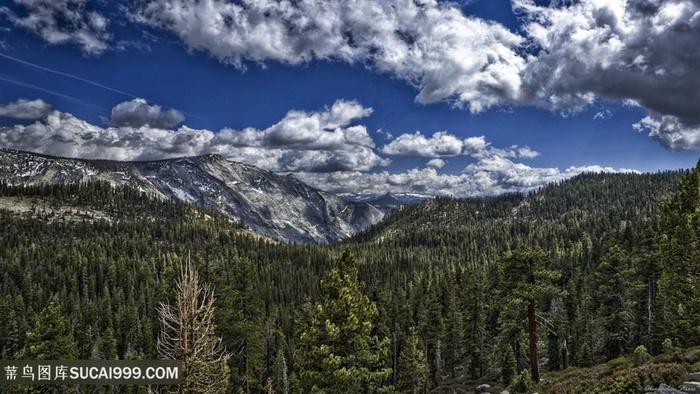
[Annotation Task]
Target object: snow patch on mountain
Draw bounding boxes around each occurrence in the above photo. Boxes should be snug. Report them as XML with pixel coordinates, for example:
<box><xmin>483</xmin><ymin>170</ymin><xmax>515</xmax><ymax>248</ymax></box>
<box><xmin>0</xmin><ymin>149</ymin><xmax>384</xmax><ymax>243</ymax></box>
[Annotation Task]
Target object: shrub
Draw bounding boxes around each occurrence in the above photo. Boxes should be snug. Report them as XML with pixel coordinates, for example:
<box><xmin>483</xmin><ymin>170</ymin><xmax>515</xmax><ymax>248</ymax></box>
<box><xmin>662</xmin><ymin>339</ymin><xmax>674</xmax><ymax>355</ymax></box>
<box><xmin>607</xmin><ymin>356</ymin><xmax>632</xmax><ymax>369</ymax></box>
<box><xmin>512</xmin><ymin>369</ymin><xmax>533</xmax><ymax>393</ymax></box>
<box><xmin>633</xmin><ymin>345</ymin><xmax>651</xmax><ymax>365</ymax></box>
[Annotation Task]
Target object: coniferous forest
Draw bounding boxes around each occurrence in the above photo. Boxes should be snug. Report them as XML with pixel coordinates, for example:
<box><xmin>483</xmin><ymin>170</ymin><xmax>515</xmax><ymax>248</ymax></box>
<box><xmin>1</xmin><ymin>164</ymin><xmax>700</xmax><ymax>393</ymax></box>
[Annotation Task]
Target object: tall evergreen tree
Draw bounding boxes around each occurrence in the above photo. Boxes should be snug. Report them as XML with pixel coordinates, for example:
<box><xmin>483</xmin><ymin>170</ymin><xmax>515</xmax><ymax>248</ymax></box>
<box><xmin>594</xmin><ymin>245</ymin><xmax>636</xmax><ymax>359</ymax></box>
<box><xmin>16</xmin><ymin>301</ymin><xmax>78</xmax><ymax>360</ymax></box>
<box><xmin>295</xmin><ymin>250</ymin><xmax>392</xmax><ymax>393</ymax></box>
<box><xmin>500</xmin><ymin>246</ymin><xmax>561</xmax><ymax>383</ymax></box>
<box><xmin>397</xmin><ymin>326</ymin><xmax>428</xmax><ymax>394</ymax></box>
<box><xmin>212</xmin><ymin>255</ymin><xmax>265</xmax><ymax>393</ymax></box>
<box><xmin>658</xmin><ymin>162</ymin><xmax>700</xmax><ymax>348</ymax></box>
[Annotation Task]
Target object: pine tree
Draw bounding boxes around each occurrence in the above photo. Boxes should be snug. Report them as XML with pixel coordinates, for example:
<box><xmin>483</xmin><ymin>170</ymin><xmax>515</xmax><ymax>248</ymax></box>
<box><xmin>295</xmin><ymin>250</ymin><xmax>392</xmax><ymax>393</ymax></box>
<box><xmin>211</xmin><ymin>255</ymin><xmax>265</xmax><ymax>393</ymax></box>
<box><xmin>157</xmin><ymin>258</ymin><xmax>230</xmax><ymax>394</ymax></box>
<box><xmin>500</xmin><ymin>246</ymin><xmax>561</xmax><ymax>383</ymax></box>
<box><xmin>444</xmin><ymin>286</ymin><xmax>463</xmax><ymax>379</ymax></box>
<box><xmin>16</xmin><ymin>302</ymin><xmax>78</xmax><ymax>360</ymax></box>
<box><xmin>13</xmin><ymin>302</ymin><xmax>79</xmax><ymax>394</ymax></box>
<box><xmin>397</xmin><ymin>326</ymin><xmax>428</xmax><ymax>394</ymax></box>
<box><xmin>272</xmin><ymin>345</ymin><xmax>289</xmax><ymax>394</ymax></box>
<box><xmin>658</xmin><ymin>163</ymin><xmax>700</xmax><ymax>348</ymax></box>
<box><xmin>498</xmin><ymin>341</ymin><xmax>517</xmax><ymax>386</ymax></box>
<box><xmin>594</xmin><ymin>245</ymin><xmax>636</xmax><ymax>359</ymax></box>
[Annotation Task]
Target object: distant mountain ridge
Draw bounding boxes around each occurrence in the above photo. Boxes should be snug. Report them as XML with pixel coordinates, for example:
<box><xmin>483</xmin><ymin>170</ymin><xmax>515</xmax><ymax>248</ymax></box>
<box><xmin>350</xmin><ymin>170</ymin><xmax>686</xmax><ymax>244</ymax></box>
<box><xmin>343</xmin><ymin>192</ymin><xmax>427</xmax><ymax>207</ymax></box>
<box><xmin>0</xmin><ymin>149</ymin><xmax>384</xmax><ymax>243</ymax></box>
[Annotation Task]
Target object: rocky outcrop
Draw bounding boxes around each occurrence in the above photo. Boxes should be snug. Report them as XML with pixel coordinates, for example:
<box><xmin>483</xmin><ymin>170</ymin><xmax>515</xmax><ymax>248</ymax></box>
<box><xmin>0</xmin><ymin>149</ymin><xmax>384</xmax><ymax>243</ymax></box>
<box><xmin>652</xmin><ymin>372</ymin><xmax>700</xmax><ymax>394</ymax></box>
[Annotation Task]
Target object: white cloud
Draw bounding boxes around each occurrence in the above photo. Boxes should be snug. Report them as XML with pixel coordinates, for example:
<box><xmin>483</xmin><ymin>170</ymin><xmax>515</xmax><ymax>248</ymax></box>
<box><xmin>515</xmin><ymin>0</ymin><xmax>700</xmax><ymax>128</ymax></box>
<box><xmin>299</xmin><ymin>135</ymin><xmax>629</xmax><ymax>197</ymax></box>
<box><xmin>382</xmin><ymin>131</ymin><xmax>463</xmax><ymax>157</ymax></box>
<box><xmin>106</xmin><ymin>98</ymin><xmax>184</xmax><ymax>129</ymax></box>
<box><xmin>0</xmin><ymin>100</ymin><xmax>631</xmax><ymax>197</ymax></box>
<box><xmin>297</xmin><ymin>158</ymin><xmax>632</xmax><ymax>198</ymax></box>
<box><xmin>218</xmin><ymin>100</ymin><xmax>374</xmax><ymax>151</ymax></box>
<box><xmin>0</xmin><ymin>100</ymin><xmax>389</xmax><ymax>172</ymax></box>
<box><xmin>517</xmin><ymin>146</ymin><xmax>540</xmax><ymax>159</ymax></box>
<box><xmin>0</xmin><ymin>98</ymin><xmax>52</xmax><ymax>119</ymax></box>
<box><xmin>129</xmin><ymin>0</ymin><xmax>526</xmax><ymax>112</ymax></box>
<box><xmin>593</xmin><ymin>109</ymin><xmax>612</xmax><ymax>120</ymax></box>
<box><xmin>128</xmin><ymin>0</ymin><xmax>700</xmax><ymax>150</ymax></box>
<box><xmin>633</xmin><ymin>114</ymin><xmax>700</xmax><ymax>151</ymax></box>
<box><xmin>382</xmin><ymin>131</ymin><xmax>541</xmax><ymax>160</ymax></box>
<box><xmin>0</xmin><ymin>0</ymin><xmax>111</xmax><ymax>55</ymax></box>
<box><xmin>426</xmin><ymin>158</ymin><xmax>445</xmax><ymax>169</ymax></box>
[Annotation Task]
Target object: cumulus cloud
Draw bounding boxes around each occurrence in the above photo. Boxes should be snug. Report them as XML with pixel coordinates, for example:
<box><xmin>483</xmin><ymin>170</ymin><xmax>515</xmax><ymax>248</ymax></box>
<box><xmin>633</xmin><ymin>114</ymin><xmax>700</xmax><ymax>150</ymax></box>
<box><xmin>127</xmin><ymin>0</ymin><xmax>700</xmax><ymax>150</ymax></box>
<box><xmin>106</xmin><ymin>98</ymin><xmax>185</xmax><ymax>129</ymax></box>
<box><xmin>129</xmin><ymin>0</ymin><xmax>526</xmax><ymax>112</ymax></box>
<box><xmin>382</xmin><ymin>132</ymin><xmax>540</xmax><ymax>159</ymax></box>
<box><xmin>382</xmin><ymin>131</ymin><xmax>463</xmax><ymax>157</ymax></box>
<box><xmin>0</xmin><ymin>0</ymin><xmax>111</xmax><ymax>55</ymax></box>
<box><xmin>0</xmin><ymin>98</ymin><xmax>52</xmax><ymax>119</ymax></box>
<box><xmin>0</xmin><ymin>100</ymin><xmax>389</xmax><ymax>172</ymax></box>
<box><xmin>463</xmin><ymin>136</ymin><xmax>489</xmax><ymax>156</ymax></box>
<box><xmin>426</xmin><ymin>158</ymin><xmax>445</xmax><ymax>169</ymax></box>
<box><xmin>298</xmin><ymin>159</ymin><xmax>631</xmax><ymax>198</ymax></box>
<box><xmin>0</xmin><ymin>100</ymin><xmax>630</xmax><ymax>196</ymax></box>
<box><xmin>517</xmin><ymin>146</ymin><xmax>540</xmax><ymax>159</ymax></box>
<box><xmin>298</xmin><ymin>134</ymin><xmax>628</xmax><ymax>197</ymax></box>
<box><xmin>218</xmin><ymin>100</ymin><xmax>373</xmax><ymax>150</ymax></box>
<box><xmin>515</xmin><ymin>0</ymin><xmax>700</xmax><ymax>146</ymax></box>
<box><xmin>299</xmin><ymin>137</ymin><xmax>632</xmax><ymax>197</ymax></box>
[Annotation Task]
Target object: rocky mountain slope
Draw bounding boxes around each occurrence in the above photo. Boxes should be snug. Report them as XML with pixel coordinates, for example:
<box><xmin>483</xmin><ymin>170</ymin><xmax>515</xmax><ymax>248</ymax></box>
<box><xmin>0</xmin><ymin>149</ymin><xmax>384</xmax><ymax>243</ymax></box>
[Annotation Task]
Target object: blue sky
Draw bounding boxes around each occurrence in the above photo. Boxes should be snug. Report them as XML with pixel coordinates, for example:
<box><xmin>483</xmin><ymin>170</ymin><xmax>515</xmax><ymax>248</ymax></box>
<box><xmin>0</xmin><ymin>0</ymin><xmax>698</xmax><ymax>197</ymax></box>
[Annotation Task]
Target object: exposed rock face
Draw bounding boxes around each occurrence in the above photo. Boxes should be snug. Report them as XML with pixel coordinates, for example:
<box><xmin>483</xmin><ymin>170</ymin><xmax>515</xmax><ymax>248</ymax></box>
<box><xmin>0</xmin><ymin>149</ymin><xmax>384</xmax><ymax>243</ymax></box>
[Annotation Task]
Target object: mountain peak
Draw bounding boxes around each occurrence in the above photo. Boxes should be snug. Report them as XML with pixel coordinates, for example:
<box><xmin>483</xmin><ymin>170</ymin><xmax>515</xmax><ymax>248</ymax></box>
<box><xmin>0</xmin><ymin>149</ymin><xmax>384</xmax><ymax>243</ymax></box>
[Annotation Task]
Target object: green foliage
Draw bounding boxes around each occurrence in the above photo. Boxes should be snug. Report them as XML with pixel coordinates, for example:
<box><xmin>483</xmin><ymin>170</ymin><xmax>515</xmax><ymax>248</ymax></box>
<box><xmin>0</xmin><ymin>167</ymin><xmax>692</xmax><ymax>392</ymax></box>
<box><xmin>499</xmin><ymin>245</ymin><xmax>562</xmax><ymax>383</ymax></box>
<box><xmin>662</xmin><ymin>338</ymin><xmax>674</xmax><ymax>355</ymax></box>
<box><xmin>397</xmin><ymin>326</ymin><xmax>428</xmax><ymax>394</ymax></box>
<box><xmin>512</xmin><ymin>369</ymin><xmax>533</xmax><ymax>393</ymax></box>
<box><xmin>547</xmin><ymin>362</ymin><xmax>689</xmax><ymax>394</ymax></box>
<box><xmin>658</xmin><ymin>161</ymin><xmax>700</xmax><ymax>348</ymax></box>
<box><xmin>499</xmin><ymin>342</ymin><xmax>517</xmax><ymax>386</ymax></box>
<box><xmin>606</xmin><ymin>356</ymin><xmax>632</xmax><ymax>369</ymax></box>
<box><xmin>295</xmin><ymin>250</ymin><xmax>392</xmax><ymax>393</ymax></box>
<box><xmin>632</xmin><ymin>345</ymin><xmax>651</xmax><ymax>365</ymax></box>
<box><xmin>16</xmin><ymin>302</ymin><xmax>78</xmax><ymax>360</ymax></box>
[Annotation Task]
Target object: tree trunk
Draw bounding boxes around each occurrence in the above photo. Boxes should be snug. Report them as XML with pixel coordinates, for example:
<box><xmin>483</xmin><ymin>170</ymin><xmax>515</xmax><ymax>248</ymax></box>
<box><xmin>528</xmin><ymin>298</ymin><xmax>540</xmax><ymax>383</ymax></box>
<box><xmin>562</xmin><ymin>337</ymin><xmax>568</xmax><ymax>370</ymax></box>
<box><xmin>392</xmin><ymin>327</ymin><xmax>398</xmax><ymax>386</ymax></box>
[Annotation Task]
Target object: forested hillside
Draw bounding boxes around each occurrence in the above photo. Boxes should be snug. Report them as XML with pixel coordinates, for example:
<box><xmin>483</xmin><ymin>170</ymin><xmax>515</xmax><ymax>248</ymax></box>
<box><xmin>1</xmin><ymin>166</ymin><xmax>699</xmax><ymax>393</ymax></box>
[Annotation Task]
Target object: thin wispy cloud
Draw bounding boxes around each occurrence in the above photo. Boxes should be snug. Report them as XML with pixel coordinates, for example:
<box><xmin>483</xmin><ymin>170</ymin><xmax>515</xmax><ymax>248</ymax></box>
<box><xmin>0</xmin><ymin>52</ymin><xmax>137</xmax><ymax>98</ymax></box>
<box><xmin>0</xmin><ymin>52</ymin><xmax>198</xmax><ymax>120</ymax></box>
<box><xmin>0</xmin><ymin>74</ymin><xmax>106</xmax><ymax>113</ymax></box>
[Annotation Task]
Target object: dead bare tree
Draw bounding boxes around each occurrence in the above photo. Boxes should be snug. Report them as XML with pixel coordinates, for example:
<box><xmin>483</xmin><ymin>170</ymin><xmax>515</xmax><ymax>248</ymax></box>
<box><xmin>158</xmin><ymin>257</ymin><xmax>230</xmax><ymax>393</ymax></box>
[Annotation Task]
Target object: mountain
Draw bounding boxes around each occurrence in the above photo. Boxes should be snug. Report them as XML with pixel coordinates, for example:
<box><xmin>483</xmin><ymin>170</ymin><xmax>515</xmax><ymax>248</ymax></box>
<box><xmin>342</xmin><ymin>192</ymin><xmax>427</xmax><ymax>209</ymax></box>
<box><xmin>0</xmin><ymin>149</ymin><xmax>384</xmax><ymax>243</ymax></box>
<box><xmin>351</xmin><ymin>170</ymin><xmax>685</xmax><ymax>244</ymax></box>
